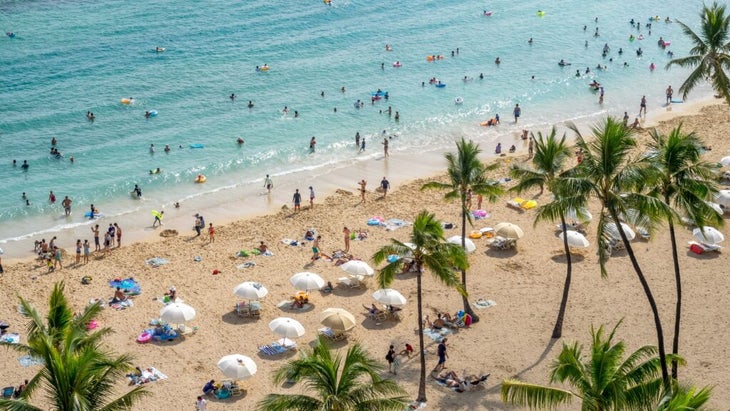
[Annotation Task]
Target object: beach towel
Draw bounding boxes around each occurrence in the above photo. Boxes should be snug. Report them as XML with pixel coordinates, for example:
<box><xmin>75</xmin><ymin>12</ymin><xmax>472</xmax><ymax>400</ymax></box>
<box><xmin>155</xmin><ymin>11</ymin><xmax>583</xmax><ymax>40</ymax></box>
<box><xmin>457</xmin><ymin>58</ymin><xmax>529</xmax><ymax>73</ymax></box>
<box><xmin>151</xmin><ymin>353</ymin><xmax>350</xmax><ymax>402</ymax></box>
<box><xmin>18</xmin><ymin>355</ymin><xmax>44</xmax><ymax>367</ymax></box>
<box><xmin>423</xmin><ymin>327</ymin><xmax>452</xmax><ymax>342</ymax></box>
<box><xmin>0</xmin><ymin>333</ymin><xmax>20</xmax><ymax>344</ymax></box>
<box><xmin>129</xmin><ymin>367</ymin><xmax>168</xmax><ymax>385</ymax></box>
<box><xmin>109</xmin><ymin>300</ymin><xmax>134</xmax><ymax>310</ymax></box>
<box><xmin>405</xmin><ymin>401</ymin><xmax>427</xmax><ymax>410</ymax></box>
<box><xmin>384</xmin><ymin>218</ymin><xmax>411</xmax><ymax>231</ymax></box>
<box><xmin>108</xmin><ymin>278</ymin><xmax>141</xmax><ymax>295</ymax></box>
<box><xmin>145</xmin><ymin>257</ymin><xmax>169</xmax><ymax>267</ymax></box>
<box><xmin>236</xmin><ymin>262</ymin><xmax>256</xmax><ymax>270</ymax></box>
<box><xmin>281</xmin><ymin>238</ymin><xmax>301</xmax><ymax>246</ymax></box>
<box><xmin>474</xmin><ymin>299</ymin><xmax>496</xmax><ymax>309</ymax></box>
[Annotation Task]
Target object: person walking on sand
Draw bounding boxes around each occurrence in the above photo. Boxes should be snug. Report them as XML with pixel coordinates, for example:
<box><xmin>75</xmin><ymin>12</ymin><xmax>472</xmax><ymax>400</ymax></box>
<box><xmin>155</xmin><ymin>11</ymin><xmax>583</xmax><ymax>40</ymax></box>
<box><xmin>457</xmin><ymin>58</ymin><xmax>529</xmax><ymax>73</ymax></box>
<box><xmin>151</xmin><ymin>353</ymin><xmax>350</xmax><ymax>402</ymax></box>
<box><xmin>380</xmin><ymin>176</ymin><xmax>390</xmax><ymax>198</ymax></box>
<box><xmin>513</xmin><ymin>104</ymin><xmax>521</xmax><ymax>123</ymax></box>
<box><xmin>666</xmin><ymin>85</ymin><xmax>673</xmax><ymax>104</ymax></box>
<box><xmin>309</xmin><ymin>186</ymin><xmax>315</xmax><ymax>208</ymax></box>
<box><xmin>83</xmin><ymin>239</ymin><xmax>90</xmax><ymax>264</ymax></box>
<box><xmin>53</xmin><ymin>246</ymin><xmax>63</xmax><ymax>270</ymax></box>
<box><xmin>152</xmin><ymin>210</ymin><xmax>164</xmax><ymax>227</ymax></box>
<box><xmin>264</xmin><ymin>174</ymin><xmax>273</xmax><ymax>194</ymax></box>
<box><xmin>91</xmin><ymin>224</ymin><xmax>101</xmax><ymax>251</ymax></box>
<box><xmin>194</xmin><ymin>214</ymin><xmax>202</xmax><ymax>236</ymax></box>
<box><xmin>62</xmin><ymin>196</ymin><xmax>72</xmax><ymax>216</ymax></box>
<box><xmin>208</xmin><ymin>223</ymin><xmax>215</xmax><ymax>243</ymax></box>
<box><xmin>639</xmin><ymin>95</ymin><xmax>647</xmax><ymax>117</ymax></box>
<box><xmin>382</xmin><ymin>138</ymin><xmax>389</xmax><ymax>157</ymax></box>
<box><xmin>528</xmin><ymin>136</ymin><xmax>534</xmax><ymax>158</ymax></box>
<box><xmin>312</xmin><ymin>235</ymin><xmax>322</xmax><ymax>260</ymax></box>
<box><xmin>358</xmin><ymin>179</ymin><xmax>367</xmax><ymax>203</ymax></box>
<box><xmin>434</xmin><ymin>338</ymin><xmax>448</xmax><ymax>372</ymax></box>
<box><xmin>343</xmin><ymin>227</ymin><xmax>351</xmax><ymax>253</ymax></box>
<box><xmin>114</xmin><ymin>223</ymin><xmax>122</xmax><ymax>247</ymax></box>
<box><xmin>293</xmin><ymin>189</ymin><xmax>302</xmax><ymax>211</ymax></box>
<box><xmin>386</xmin><ymin>345</ymin><xmax>397</xmax><ymax>374</ymax></box>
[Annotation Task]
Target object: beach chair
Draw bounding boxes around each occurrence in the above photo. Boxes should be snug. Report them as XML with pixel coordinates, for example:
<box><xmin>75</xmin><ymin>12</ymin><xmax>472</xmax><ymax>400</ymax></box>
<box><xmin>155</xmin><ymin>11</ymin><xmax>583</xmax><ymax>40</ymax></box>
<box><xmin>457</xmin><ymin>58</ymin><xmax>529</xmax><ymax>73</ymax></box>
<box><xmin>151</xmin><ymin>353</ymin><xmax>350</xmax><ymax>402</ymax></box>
<box><xmin>338</xmin><ymin>276</ymin><xmax>363</xmax><ymax>289</ymax></box>
<box><xmin>319</xmin><ymin>327</ymin><xmax>346</xmax><ymax>341</ymax></box>
<box><xmin>258</xmin><ymin>342</ymin><xmax>290</xmax><ymax>356</ymax></box>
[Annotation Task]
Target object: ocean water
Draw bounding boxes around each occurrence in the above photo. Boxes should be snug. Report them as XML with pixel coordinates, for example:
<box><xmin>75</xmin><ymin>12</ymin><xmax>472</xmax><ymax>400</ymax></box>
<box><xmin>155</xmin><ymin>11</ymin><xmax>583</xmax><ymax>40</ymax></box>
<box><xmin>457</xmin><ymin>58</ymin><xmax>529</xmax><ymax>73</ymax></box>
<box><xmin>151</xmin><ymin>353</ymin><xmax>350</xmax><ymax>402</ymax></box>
<box><xmin>0</xmin><ymin>0</ymin><xmax>711</xmax><ymax>250</ymax></box>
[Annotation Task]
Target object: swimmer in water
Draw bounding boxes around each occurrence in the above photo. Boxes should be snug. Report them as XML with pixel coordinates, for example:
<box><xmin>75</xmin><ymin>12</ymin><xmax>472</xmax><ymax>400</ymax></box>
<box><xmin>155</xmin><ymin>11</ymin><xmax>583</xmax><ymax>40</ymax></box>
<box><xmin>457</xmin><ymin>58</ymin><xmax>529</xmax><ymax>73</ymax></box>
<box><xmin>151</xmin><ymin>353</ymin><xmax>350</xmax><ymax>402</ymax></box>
<box><xmin>164</xmin><ymin>144</ymin><xmax>171</xmax><ymax>153</ymax></box>
<box><xmin>145</xmin><ymin>111</ymin><xmax>151</xmax><ymax>118</ymax></box>
<box><xmin>230</xmin><ymin>93</ymin><xmax>236</xmax><ymax>101</ymax></box>
<box><xmin>283</xmin><ymin>106</ymin><xmax>289</xmax><ymax>115</ymax></box>
<box><xmin>494</xmin><ymin>57</ymin><xmax>501</xmax><ymax>65</ymax></box>
<box><xmin>237</xmin><ymin>137</ymin><xmax>245</xmax><ymax>145</ymax></box>
<box><xmin>248</xmin><ymin>100</ymin><xmax>254</xmax><ymax>108</ymax></box>
<box><xmin>150</xmin><ymin>144</ymin><xmax>155</xmax><ymax>153</ymax></box>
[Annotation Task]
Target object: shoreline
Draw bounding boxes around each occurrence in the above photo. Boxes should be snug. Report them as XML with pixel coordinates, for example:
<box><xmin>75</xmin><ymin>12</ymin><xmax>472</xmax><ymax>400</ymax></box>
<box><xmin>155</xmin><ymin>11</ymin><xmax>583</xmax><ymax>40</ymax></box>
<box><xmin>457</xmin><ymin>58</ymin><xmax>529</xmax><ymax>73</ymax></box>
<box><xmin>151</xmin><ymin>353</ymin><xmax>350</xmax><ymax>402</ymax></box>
<box><xmin>1</xmin><ymin>93</ymin><xmax>720</xmax><ymax>264</ymax></box>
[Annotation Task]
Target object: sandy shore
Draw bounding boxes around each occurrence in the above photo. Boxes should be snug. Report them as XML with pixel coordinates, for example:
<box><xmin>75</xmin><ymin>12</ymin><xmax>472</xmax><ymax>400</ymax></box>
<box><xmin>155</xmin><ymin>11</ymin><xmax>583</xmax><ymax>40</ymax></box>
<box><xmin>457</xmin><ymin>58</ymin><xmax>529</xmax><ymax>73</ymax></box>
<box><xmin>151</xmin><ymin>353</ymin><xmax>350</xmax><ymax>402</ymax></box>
<box><xmin>1</xmin><ymin>101</ymin><xmax>729</xmax><ymax>410</ymax></box>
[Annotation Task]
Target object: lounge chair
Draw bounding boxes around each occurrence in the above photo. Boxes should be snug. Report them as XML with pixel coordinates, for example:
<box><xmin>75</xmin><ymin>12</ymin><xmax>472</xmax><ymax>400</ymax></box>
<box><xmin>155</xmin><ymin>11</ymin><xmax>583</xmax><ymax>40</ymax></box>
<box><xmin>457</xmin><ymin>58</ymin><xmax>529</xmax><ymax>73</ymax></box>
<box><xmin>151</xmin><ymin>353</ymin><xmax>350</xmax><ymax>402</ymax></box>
<box><xmin>235</xmin><ymin>301</ymin><xmax>261</xmax><ymax>317</ymax></box>
<box><xmin>363</xmin><ymin>305</ymin><xmax>388</xmax><ymax>321</ymax></box>
<box><xmin>258</xmin><ymin>342</ymin><xmax>293</xmax><ymax>356</ymax></box>
<box><xmin>489</xmin><ymin>237</ymin><xmax>516</xmax><ymax>250</ymax></box>
<box><xmin>338</xmin><ymin>276</ymin><xmax>363</xmax><ymax>289</ymax></box>
<box><xmin>319</xmin><ymin>327</ymin><xmax>346</xmax><ymax>341</ymax></box>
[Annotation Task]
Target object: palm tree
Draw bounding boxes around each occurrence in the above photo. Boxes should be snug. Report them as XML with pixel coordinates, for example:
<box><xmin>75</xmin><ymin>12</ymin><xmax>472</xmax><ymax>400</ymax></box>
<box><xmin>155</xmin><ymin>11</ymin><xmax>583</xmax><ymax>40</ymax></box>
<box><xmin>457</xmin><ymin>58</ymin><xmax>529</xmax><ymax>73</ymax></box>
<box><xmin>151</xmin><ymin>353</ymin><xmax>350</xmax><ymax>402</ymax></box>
<box><xmin>0</xmin><ymin>281</ymin><xmax>147</xmax><ymax>411</ymax></box>
<box><xmin>645</xmin><ymin>125</ymin><xmax>723</xmax><ymax>379</ymax></box>
<box><xmin>421</xmin><ymin>138</ymin><xmax>503</xmax><ymax>322</ymax></box>
<box><xmin>510</xmin><ymin>127</ymin><xmax>586</xmax><ymax>339</ymax></box>
<box><xmin>567</xmin><ymin>117</ymin><xmax>672</xmax><ymax>390</ymax></box>
<box><xmin>502</xmin><ymin>322</ymin><xmax>674</xmax><ymax>410</ymax></box>
<box><xmin>658</xmin><ymin>384</ymin><xmax>713</xmax><ymax>410</ymax></box>
<box><xmin>667</xmin><ymin>2</ymin><xmax>730</xmax><ymax>104</ymax></box>
<box><xmin>372</xmin><ymin>210</ymin><xmax>467</xmax><ymax>403</ymax></box>
<box><xmin>257</xmin><ymin>336</ymin><xmax>408</xmax><ymax>411</ymax></box>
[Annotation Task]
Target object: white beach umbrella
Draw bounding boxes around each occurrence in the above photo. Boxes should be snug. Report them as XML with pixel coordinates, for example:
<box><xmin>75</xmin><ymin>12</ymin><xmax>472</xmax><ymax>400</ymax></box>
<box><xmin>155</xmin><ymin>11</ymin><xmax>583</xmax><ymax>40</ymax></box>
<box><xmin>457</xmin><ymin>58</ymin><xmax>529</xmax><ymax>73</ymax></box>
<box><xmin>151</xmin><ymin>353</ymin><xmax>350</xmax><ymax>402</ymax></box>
<box><xmin>339</xmin><ymin>260</ymin><xmax>375</xmax><ymax>277</ymax></box>
<box><xmin>269</xmin><ymin>317</ymin><xmax>305</xmax><ymax>346</ymax></box>
<box><xmin>565</xmin><ymin>207</ymin><xmax>593</xmax><ymax>222</ymax></box>
<box><xmin>290</xmin><ymin>272</ymin><xmax>325</xmax><ymax>291</ymax></box>
<box><xmin>372</xmin><ymin>289</ymin><xmax>407</xmax><ymax>307</ymax></box>
<box><xmin>604</xmin><ymin>222</ymin><xmax>636</xmax><ymax>241</ymax></box>
<box><xmin>217</xmin><ymin>354</ymin><xmax>257</xmax><ymax>380</ymax></box>
<box><xmin>233</xmin><ymin>282</ymin><xmax>268</xmax><ymax>300</ymax></box>
<box><xmin>720</xmin><ymin>156</ymin><xmax>730</xmax><ymax>166</ymax></box>
<box><xmin>715</xmin><ymin>190</ymin><xmax>730</xmax><ymax>207</ymax></box>
<box><xmin>559</xmin><ymin>230</ymin><xmax>590</xmax><ymax>248</ymax></box>
<box><xmin>319</xmin><ymin>308</ymin><xmax>357</xmax><ymax>331</ymax></box>
<box><xmin>447</xmin><ymin>236</ymin><xmax>477</xmax><ymax>253</ymax></box>
<box><xmin>705</xmin><ymin>201</ymin><xmax>724</xmax><ymax>216</ymax></box>
<box><xmin>159</xmin><ymin>302</ymin><xmax>196</xmax><ymax>324</ymax></box>
<box><xmin>494</xmin><ymin>222</ymin><xmax>524</xmax><ymax>239</ymax></box>
<box><xmin>692</xmin><ymin>226</ymin><xmax>725</xmax><ymax>245</ymax></box>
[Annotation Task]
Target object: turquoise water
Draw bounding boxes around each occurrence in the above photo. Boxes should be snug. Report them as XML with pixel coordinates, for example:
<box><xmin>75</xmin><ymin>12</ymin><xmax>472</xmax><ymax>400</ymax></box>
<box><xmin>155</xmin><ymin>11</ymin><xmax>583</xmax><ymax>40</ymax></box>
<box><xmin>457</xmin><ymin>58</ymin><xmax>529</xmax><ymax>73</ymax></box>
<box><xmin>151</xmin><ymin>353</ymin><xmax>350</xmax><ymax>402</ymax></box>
<box><xmin>0</xmin><ymin>0</ymin><xmax>709</xmax><ymax>246</ymax></box>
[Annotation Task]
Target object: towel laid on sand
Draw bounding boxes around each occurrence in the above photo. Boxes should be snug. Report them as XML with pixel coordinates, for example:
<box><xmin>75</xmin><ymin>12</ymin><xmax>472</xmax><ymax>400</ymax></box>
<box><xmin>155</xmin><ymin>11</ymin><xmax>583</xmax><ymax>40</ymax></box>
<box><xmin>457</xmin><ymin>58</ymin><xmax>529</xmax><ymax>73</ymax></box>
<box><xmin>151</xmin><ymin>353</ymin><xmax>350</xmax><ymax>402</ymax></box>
<box><xmin>18</xmin><ymin>355</ymin><xmax>44</xmax><ymax>367</ymax></box>
<box><xmin>423</xmin><ymin>327</ymin><xmax>452</xmax><ymax>342</ymax></box>
<box><xmin>474</xmin><ymin>299</ymin><xmax>496</xmax><ymax>309</ymax></box>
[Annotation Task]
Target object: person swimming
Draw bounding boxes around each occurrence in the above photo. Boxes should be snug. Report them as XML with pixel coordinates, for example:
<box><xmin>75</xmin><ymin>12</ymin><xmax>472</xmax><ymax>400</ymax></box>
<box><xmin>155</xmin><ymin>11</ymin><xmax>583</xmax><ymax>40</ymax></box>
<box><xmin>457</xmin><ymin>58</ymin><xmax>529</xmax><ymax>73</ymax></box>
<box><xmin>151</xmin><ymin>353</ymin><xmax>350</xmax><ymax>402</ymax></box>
<box><xmin>237</xmin><ymin>137</ymin><xmax>245</xmax><ymax>145</ymax></box>
<box><xmin>247</xmin><ymin>100</ymin><xmax>254</xmax><ymax>108</ymax></box>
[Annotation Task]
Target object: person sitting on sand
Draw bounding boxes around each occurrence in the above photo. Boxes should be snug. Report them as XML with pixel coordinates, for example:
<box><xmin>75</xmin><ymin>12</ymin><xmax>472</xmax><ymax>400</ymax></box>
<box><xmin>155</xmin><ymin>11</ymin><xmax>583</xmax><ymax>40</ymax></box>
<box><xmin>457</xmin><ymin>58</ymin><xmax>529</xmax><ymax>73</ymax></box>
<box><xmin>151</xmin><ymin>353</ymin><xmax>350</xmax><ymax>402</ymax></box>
<box><xmin>304</xmin><ymin>230</ymin><xmax>315</xmax><ymax>241</ymax></box>
<box><xmin>509</xmin><ymin>145</ymin><xmax>516</xmax><ymax>153</ymax></box>
<box><xmin>630</xmin><ymin>117</ymin><xmax>641</xmax><ymax>130</ymax></box>
<box><xmin>164</xmin><ymin>286</ymin><xmax>177</xmax><ymax>302</ymax></box>
<box><xmin>257</xmin><ymin>241</ymin><xmax>268</xmax><ymax>254</ymax></box>
<box><xmin>111</xmin><ymin>287</ymin><xmax>128</xmax><ymax>304</ymax></box>
<box><xmin>127</xmin><ymin>367</ymin><xmax>144</xmax><ymax>385</ymax></box>
<box><xmin>425</xmin><ymin>314</ymin><xmax>446</xmax><ymax>330</ymax></box>
<box><xmin>202</xmin><ymin>379</ymin><xmax>216</xmax><ymax>395</ymax></box>
<box><xmin>400</xmin><ymin>343</ymin><xmax>414</xmax><ymax>357</ymax></box>
<box><xmin>366</xmin><ymin>303</ymin><xmax>382</xmax><ymax>316</ymax></box>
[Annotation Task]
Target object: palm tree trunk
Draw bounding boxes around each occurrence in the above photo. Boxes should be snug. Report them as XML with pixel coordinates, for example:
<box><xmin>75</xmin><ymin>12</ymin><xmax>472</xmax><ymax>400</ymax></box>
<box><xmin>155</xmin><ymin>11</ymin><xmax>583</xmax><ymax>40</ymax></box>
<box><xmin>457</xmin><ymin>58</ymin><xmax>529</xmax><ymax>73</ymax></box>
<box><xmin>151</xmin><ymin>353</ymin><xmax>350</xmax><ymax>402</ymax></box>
<box><xmin>667</xmin><ymin>219</ymin><xmax>681</xmax><ymax>380</ymax></box>
<box><xmin>610</xmin><ymin>209</ymin><xmax>670</xmax><ymax>390</ymax></box>
<box><xmin>551</xmin><ymin>216</ymin><xmax>572</xmax><ymax>339</ymax></box>
<box><xmin>460</xmin><ymin>204</ymin><xmax>479</xmax><ymax>323</ymax></box>
<box><xmin>415</xmin><ymin>270</ymin><xmax>428</xmax><ymax>403</ymax></box>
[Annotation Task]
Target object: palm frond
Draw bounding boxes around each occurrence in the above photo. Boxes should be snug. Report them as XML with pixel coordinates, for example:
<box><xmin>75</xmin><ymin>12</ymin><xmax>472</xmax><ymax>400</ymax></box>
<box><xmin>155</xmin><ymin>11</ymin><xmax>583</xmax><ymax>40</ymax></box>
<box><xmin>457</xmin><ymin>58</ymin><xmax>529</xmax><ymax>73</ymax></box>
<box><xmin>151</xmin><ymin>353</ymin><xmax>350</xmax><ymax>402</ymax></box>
<box><xmin>501</xmin><ymin>379</ymin><xmax>576</xmax><ymax>410</ymax></box>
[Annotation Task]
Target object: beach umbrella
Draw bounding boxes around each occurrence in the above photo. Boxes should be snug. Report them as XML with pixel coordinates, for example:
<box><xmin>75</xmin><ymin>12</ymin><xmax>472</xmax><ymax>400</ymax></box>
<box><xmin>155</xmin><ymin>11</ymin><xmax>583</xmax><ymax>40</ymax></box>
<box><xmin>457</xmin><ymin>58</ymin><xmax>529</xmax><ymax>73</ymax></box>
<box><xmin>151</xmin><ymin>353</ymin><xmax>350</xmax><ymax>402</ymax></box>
<box><xmin>705</xmin><ymin>201</ymin><xmax>724</xmax><ymax>216</ymax></box>
<box><xmin>269</xmin><ymin>317</ymin><xmax>305</xmax><ymax>347</ymax></box>
<box><xmin>217</xmin><ymin>354</ymin><xmax>257</xmax><ymax>380</ymax></box>
<box><xmin>559</xmin><ymin>230</ymin><xmax>590</xmax><ymax>248</ymax></box>
<box><xmin>693</xmin><ymin>226</ymin><xmax>725</xmax><ymax>245</ymax></box>
<box><xmin>715</xmin><ymin>190</ymin><xmax>730</xmax><ymax>207</ymax></box>
<box><xmin>160</xmin><ymin>302</ymin><xmax>196</xmax><ymax>324</ymax></box>
<box><xmin>720</xmin><ymin>156</ymin><xmax>730</xmax><ymax>166</ymax></box>
<box><xmin>604</xmin><ymin>222</ymin><xmax>636</xmax><ymax>241</ymax></box>
<box><xmin>319</xmin><ymin>308</ymin><xmax>357</xmax><ymax>331</ymax></box>
<box><xmin>446</xmin><ymin>236</ymin><xmax>477</xmax><ymax>253</ymax></box>
<box><xmin>565</xmin><ymin>207</ymin><xmax>593</xmax><ymax>222</ymax></box>
<box><xmin>290</xmin><ymin>272</ymin><xmax>325</xmax><ymax>291</ymax></box>
<box><xmin>339</xmin><ymin>260</ymin><xmax>375</xmax><ymax>277</ymax></box>
<box><xmin>494</xmin><ymin>222</ymin><xmax>524</xmax><ymax>239</ymax></box>
<box><xmin>372</xmin><ymin>289</ymin><xmax>407</xmax><ymax>307</ymax></box>
<box><xmin>233</xmin><ymin>281</ymin><xmax>268</xmax><ymax>300</ymax></box>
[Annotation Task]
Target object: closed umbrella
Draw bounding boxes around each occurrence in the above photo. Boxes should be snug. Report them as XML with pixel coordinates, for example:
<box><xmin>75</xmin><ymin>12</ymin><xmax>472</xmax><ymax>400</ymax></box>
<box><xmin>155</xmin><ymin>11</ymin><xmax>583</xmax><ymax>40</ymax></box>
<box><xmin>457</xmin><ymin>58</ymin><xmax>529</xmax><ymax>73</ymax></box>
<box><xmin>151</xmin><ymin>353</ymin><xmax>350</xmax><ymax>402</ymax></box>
<box><xmin>290</xmin><ymin>272</ymin><xmax>325</xmax><ymax>291</ymax></box>
<box><xmin>319</xmin><ymin>308</ymin><xmax>357</xmax><ymax>331</ymax></box>
<box><xmin>604</xmin><ymin>222</ymin><xmax>636</xmax><ymax>241</ymax></box>
<box><xmin>233</xmin><ymin>282</ymin><xmax>268</xmax><ymax>300</ymax></box>
<box><xmin>339</xmin><ymin>261</ymin><xmax>375</xmax><ymax>277</ymax></box>
<box><xmin>720</xmin><ymin>156</ymin><xmax>730</xmax><ymax>166</ymax></box>
<box><xmin>559</xmin><ymin>230</ymin><xmax>590</xmax><ymax>248</ymax></box>
<box><xmin>447</xmin><ymin>236</ymin><xmax>477</xmax><ymax>253</ymax></box>
<box><xmin>160</xmin><ymin>302</ymin><xmax>196</xmax><ymax>324</ymax></box>
<box><xmin>372</xmin><ymin>289</ymin><xmax>407</xmax><ymax>306</ymax></box>
<box><xmin>269</xmin><ymin>317</ymin><xmax>305</xmax><ymax>347</ymax></box>
<box><xmin>217</xmin><ymin>355</ymin><xmax>257</xmax><ymax>380</ymax></box>
<box><xmin>693</xmin><ymin>226</ymin><xmax>725</xmax><ymax>245</ymax></box>
<box><xmin>494</xmin><ymin>222</ymin><xmax>524</xmax><ymax>239</ymax></box>
<box><xmin>715</xmin><ymin>190</ymin><xmax>730</xmax><ymax>207</ymax></box>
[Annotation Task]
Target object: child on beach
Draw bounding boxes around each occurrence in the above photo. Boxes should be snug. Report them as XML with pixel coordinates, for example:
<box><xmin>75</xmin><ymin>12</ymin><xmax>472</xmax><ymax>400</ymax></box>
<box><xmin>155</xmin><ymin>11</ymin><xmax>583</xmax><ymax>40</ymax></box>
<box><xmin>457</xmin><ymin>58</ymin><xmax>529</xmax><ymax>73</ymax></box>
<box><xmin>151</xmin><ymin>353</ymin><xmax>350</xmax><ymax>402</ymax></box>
<box><xmin>208</xmin><ymin>223</ymin><xmax>215</xmax><ymax>243</ymax></box>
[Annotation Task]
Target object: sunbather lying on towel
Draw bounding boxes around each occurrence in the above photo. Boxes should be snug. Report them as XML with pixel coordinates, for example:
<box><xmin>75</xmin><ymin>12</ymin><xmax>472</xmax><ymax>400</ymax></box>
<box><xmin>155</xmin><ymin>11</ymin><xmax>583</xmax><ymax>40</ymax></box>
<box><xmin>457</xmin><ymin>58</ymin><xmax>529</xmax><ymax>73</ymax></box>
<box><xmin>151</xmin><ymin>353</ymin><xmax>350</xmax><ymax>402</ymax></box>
<box><xmin>433</xmin><ymin>371</ymin><xmax>490</xmax><ymax>391</ymax></box>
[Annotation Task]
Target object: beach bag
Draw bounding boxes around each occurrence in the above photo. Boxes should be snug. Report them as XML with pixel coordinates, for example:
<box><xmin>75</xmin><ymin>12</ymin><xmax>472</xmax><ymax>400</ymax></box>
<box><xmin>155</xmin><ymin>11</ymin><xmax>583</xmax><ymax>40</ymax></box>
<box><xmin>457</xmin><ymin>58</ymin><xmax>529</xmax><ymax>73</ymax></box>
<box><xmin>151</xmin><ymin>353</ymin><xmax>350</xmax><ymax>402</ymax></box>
<box><xmin>689</xmin><ymin>244</ymin><xmax>704</xmax><ymax>255</ymax></box>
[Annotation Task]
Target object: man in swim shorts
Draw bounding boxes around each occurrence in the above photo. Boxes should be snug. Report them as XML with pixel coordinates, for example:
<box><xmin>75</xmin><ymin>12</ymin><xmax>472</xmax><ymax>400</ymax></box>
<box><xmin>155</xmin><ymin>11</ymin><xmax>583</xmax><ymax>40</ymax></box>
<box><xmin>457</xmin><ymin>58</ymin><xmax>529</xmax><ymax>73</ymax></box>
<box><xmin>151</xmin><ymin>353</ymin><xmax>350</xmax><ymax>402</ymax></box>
<box><xmin>666</xmin><ymin>85</ymin><xmax>673</xmax><ymax>104</ymax></box>
<box><xmin>293</xmin><ymin>189</ymin><xmax>302</xmax><ymax>212</ymax></box>
<box><xmin>311</xmin><ymin>235</ymin><xmax>322</xmax><ymax>260</ymax></box>
<box><xmin>513</xmin><ymin>104</ymin><xmax>521</xmax><ymax>123</ymax></box>
<box><xmin>62</xmin><ymin>196</ymin><xmax>72</xmax><ymax>216</ymax></box>
<box><xmin>309</xmin><ymin>186</ymin><xmax>315</xmax><ymax>208</ymax></box>
<box><xmin>639</xmin><ymin>95</ymin><xmax>647</xmax><ymax>117</ymax></box>
<box><xmin>380</xmin><ymin>177</ymin><xmax>390</xmax><ymax>198</ymax></box>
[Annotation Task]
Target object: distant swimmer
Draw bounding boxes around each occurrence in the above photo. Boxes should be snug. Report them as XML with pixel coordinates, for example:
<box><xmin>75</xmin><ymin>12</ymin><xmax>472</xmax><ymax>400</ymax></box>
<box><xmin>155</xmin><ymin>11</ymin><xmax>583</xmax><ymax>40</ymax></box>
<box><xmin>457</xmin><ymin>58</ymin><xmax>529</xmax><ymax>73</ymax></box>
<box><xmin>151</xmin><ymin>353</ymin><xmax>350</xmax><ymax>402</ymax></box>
<box><xmin>341</xmin><ymin>86</ymin><xmax>346</xmax><ymax>93</ymax></box>
<box><xmin>145</xmin><ymin>111</ymin><xmax>151</xmax><ymax>118</ymax></box>
<box><xmin>230</xmin><ymin>93</ymin><xmax>236</xmax><ymax>101</ymax></box>
<box><xmin>150</xmin><ymin>167</ymin><xmax>161</xmax><ymax>174</ymax></box>
<box><xmin>86</xmin><ymin>111</ymin><xmax>95</xmax><ymax>121</ymax></box>
<box><xmin>283</xmin><ymin>106</ymin><xmax>289</xmax><ymax>115</ymax></box>
<box><xmin>133</xmin><ymin>184</ymin><xmax>143</xmax><ymax>198</ymax></box>
<box><xmin>21</xmin><ymin>160</ymin><xmax>29</xmax><ymax>169</ymax></box>
<box><xmin>237</xmin><ymin>137</ymin><xmax>245</xmax><ymax>145</ymax></box>
<box><xmin>164</xmin><ymin>144</ymin><xmax>171</xmax><ymax>153</ymax></box>
<box><xmin>247</xmin><ymin>100</ymin><xmax>254</xmax><ymax>108</ymax></box>
<box><xmin>558</xmin><ymin>59</ymin><xmax>571</xmax><ymax>66</ymax></box>
<box><xmin>155</xmin><ymin>47</ymin><xmax>165</xmax><ymax>52</ymax></box>
<box><xmin>320</xmin><ymin>91</ymin><xmax>325</xmax><ymax>97</ymax></box>
<box><xmin>528</xmin><ymin>37</ymin><xmax>533</xmax><ymax>44</ymax></box>
<box><xmin>494</xmin><ymin>57</ymin><xmax>501</xmax><ymax>65</ymax></box>
<box><xmin>385</xmin><ymin>44</ymin><xmax>392</xmax><ymax>51</ymax></box>
<box><xmin>51</xmin><ymin>137</ymin><xmax>57</xmax><ymax>146</ymax></box>
<box><xmin>149</xmin><ymin>144</ymin><xmax>155</xmax><ymax>153</ymax></box>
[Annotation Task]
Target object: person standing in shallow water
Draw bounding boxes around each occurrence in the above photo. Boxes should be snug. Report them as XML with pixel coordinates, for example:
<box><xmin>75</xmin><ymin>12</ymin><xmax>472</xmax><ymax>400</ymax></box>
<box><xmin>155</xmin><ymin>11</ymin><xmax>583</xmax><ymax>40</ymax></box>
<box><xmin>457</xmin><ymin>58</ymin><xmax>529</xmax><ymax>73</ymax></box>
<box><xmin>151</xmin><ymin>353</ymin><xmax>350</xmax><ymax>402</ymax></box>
<box><xmin>382</xmin><ymin>138</ymin><xmax>389</xmax><ymax>157</ymax></box>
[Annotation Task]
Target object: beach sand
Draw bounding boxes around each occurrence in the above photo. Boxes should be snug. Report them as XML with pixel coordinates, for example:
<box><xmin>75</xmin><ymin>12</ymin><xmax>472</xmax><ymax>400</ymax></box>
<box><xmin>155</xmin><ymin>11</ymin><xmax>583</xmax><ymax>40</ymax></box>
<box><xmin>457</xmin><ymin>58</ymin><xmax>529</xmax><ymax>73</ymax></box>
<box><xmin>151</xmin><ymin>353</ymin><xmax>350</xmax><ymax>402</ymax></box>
<box><xmin>1</xmin><ymin>102</ymin><xmax>729</xmax><ymax>410</ymax></box>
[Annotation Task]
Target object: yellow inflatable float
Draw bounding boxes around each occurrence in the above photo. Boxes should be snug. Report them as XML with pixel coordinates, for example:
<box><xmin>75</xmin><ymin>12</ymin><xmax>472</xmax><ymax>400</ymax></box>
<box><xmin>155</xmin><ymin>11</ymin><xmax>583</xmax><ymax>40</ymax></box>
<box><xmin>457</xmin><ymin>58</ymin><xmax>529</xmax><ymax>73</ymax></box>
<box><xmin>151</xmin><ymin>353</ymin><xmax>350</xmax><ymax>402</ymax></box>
<box><xmin>121</xmin><ymin>98</ymin><xmax>134</xmax><ymax>105</ymax></box>
<box><xmin>469</xmin><ymin>230</ymin><xmax>482</xmax><ymax>239</ymax></box>
<box><xmin>195</xmin><ymin>174</ymin><xmax>207</xmax><ymax>183</ymax></box>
